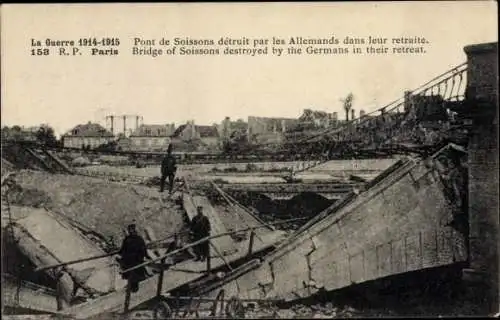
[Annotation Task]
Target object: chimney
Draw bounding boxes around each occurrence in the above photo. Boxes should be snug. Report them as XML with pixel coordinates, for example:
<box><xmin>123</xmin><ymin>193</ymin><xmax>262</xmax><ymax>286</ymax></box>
<box><xmin>223</xmin><ymin>117</ymin><xmax>230</xmax><ymax>138</ymax></box>
<box><xmin>123</xmin><ymin>115</ymin><xmax>126</xmax><ymax>134</ymax></box>
<box><xmin>351</xmin><ymin>109</ymin><xmax>356</xmax><ymax>120</ymax></box>
<box><xmin>281</xmin><ymin>119</ymin><xmax>286</xmax><ymax>132</ymax></box>
<box><xmin>136</xmin><ymin>116</ymin><xmax>139</xmax><ymax>130</ymax></box>
<box><xmin>190</xmin><ymin>120</ymin><xmax>196</xmax><ymax>138</ymax></box>
<box><xmin>110</xmin><ymin>115</ymin><xmax>114</xmax><ymax>134</ymax></box>
<box><xmin>360</xmin><ymin>109</ymin><xmax>366</xmax><ymax>118</ymax></box>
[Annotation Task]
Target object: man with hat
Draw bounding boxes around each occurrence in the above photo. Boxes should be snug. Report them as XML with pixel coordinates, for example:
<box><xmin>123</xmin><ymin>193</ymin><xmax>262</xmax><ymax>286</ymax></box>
<box><xmin>160</xmin><ymin>144</ymin><xmax>177</xmax><ymax>194</ymax></box>
<box><xmin>190</xmin><ymin>206</ymin><xmax>211</xmax><ymax>261</ymax></box>
<box><xmin>118</xmin><ymin>223</ymin><xmax>152</xmax><ymax>292</ymax></box>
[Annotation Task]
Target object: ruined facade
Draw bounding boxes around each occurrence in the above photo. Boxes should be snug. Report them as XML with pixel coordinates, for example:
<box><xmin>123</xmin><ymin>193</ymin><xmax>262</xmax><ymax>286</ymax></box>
<box><xmin>459</xmin><ymin>42</ymin><xmax>499</xmax><ymax>313</ymax></box>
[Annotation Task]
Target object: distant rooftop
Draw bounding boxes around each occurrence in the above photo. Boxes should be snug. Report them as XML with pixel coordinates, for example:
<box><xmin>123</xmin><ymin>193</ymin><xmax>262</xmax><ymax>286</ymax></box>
<box><xmin>63</xmin><ymin>122</ymin><xmax>114</xmax><ymax>137</ymax></box>
<box><xmin>130</xmin><ymin>124</ymin><xmax>175</xmax><ymax>137</ymax></box>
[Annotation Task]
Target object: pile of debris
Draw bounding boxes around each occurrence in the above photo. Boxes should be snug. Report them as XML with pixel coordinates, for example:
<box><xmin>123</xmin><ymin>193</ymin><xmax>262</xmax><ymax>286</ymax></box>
<box><xmin>8</xmin><ymin>170</ymin><xmax>186</xmax><ymax>242</ymax></box>
<box><xmin>120</xmin><ymin>301</ymin><xmax>363</xmax><ymax>319</ymax></box>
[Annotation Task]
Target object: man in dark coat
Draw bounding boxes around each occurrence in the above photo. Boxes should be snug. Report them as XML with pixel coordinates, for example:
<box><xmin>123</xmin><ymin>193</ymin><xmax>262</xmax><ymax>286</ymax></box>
<box><xmin>190</xmin><ymin>206</ymin><xmax>211</xmax><ymax>261</ymax></box>
<box><xmin>160</xmin><ymin>144</ymin><xmax>177</xmax><ymax>194</ymax></box>
<box><xmin>119</xmin><ymin>224</ymin><xmax>152</xmax><ymax>292</ymax></box>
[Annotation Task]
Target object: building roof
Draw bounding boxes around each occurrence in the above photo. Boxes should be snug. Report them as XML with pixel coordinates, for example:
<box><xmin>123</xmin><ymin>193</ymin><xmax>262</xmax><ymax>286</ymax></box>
<box><xmin>63</xmin><ymin>122</ymin><xmax>114</xmax><ymax>137</ymax></box>
<box><xmin>130</xmin><ymin>124</ymin><xmax>175</xmax><ymax>137</ymax></box>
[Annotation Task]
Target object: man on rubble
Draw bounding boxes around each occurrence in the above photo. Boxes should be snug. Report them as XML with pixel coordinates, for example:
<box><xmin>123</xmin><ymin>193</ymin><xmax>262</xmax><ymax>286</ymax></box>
<box><xmin>160</xmin><ymin>144</ymin><xmax>177</xmax><ymax>194</ymax></box>
<box><xmin>190</xmin><ymin>206</ymin><xmax>211</xmax><ymax>261</ymax></box>
<box><xmin>119</xmin><ymin>223</ymin><xmax>152</xmax><ymax>293</ymax></box>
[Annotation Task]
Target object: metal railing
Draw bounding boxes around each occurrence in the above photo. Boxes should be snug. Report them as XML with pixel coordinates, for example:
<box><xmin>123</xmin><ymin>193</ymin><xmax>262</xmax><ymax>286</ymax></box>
<box><xmin>282</xmin><ymin>62</ymin><xmax>468</xmax><ymax>175</ymax></box>
<box><xmin>31</xmin><ymin>217</ymin><xmax>306</xmax><ymax>316</ymax></box>
<box><xmin>296</xmin><ymin>61</ymin><xmax>468</xmax><ymax>145</ymax></box>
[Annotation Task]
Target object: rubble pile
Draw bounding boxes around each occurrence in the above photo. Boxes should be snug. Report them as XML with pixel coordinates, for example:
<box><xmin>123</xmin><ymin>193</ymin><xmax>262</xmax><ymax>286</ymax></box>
<box><xmin>118</xmin><ymin>302</ymin><xmax>363</xmax><ymax>319</ymax></box>
<box><xmin>8</xmin><ymin>170</ymin><xmax>186</xmax><ymax>242</ymax></box>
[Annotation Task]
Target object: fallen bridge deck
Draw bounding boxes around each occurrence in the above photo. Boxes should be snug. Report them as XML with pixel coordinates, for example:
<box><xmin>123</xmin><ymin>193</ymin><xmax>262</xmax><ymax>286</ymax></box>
<box><xmin>214</xmin><ymin>182</ymin><xmax>365</xmax><ymax>200</ymax></box>
<box><xmin>64</xmin><ymin>230</ymin><xmax>285</xmax><ymax>319</ymax></box>
<box><xmin>202</xmin><ymin>144</ymin><xmax>469</xmax><ymax>302</ymax></box>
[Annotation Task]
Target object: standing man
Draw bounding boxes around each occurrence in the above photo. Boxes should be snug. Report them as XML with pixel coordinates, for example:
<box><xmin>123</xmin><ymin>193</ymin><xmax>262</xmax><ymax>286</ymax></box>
<box><xmin>119</xmin><ymin>223</ymin><xmax>152</xmax><ymax>293</ymax></box>
<box><xmin>160</xmin><ymin>144</ymin><xmax>177</xmax><ymax>194</ymax></box>
<box><xmin>190</xmin><ymin>206</ymin><xmax>211</xmax><ymax>261</ymax></box>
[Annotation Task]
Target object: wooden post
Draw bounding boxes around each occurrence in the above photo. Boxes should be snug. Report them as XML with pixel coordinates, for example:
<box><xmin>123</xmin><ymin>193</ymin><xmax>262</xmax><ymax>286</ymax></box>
<box><xmin>209</xmin><ymin>242</ymin><xmax>233</xmax><ymax>271</ymax></box>
<box><xmin>248</xmin><ymin>229</ymin><xmax>255</xmax><ymax>257</ymax></box>
<box><xmin>156</xmin><ymin>258</ymin><xmax>166</xmax><ymax>297</ymax></box>
<box><xmin>206</xmin><ymin>242</ymin><xmax>211</xmax><ymax>273</ymax></box>
<box><xmin>123</xmin><ymin>279</ymin><xmax>132</xmax><ymax>314</ymax></box>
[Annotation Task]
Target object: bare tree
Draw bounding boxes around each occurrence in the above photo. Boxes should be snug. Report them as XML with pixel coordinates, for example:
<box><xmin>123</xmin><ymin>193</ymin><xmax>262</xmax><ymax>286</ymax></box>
<box><xmin>340</xmin><ymin>93</ymin><xmax>354</xmax><ymax>121</ymax></box>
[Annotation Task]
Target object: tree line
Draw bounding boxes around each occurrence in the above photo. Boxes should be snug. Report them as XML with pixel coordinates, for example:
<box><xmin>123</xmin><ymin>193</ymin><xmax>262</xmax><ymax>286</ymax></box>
<box><xmin>1</xmin><ymin>124</ymin><xmax>61</xmax><ymax>147</ymax></box>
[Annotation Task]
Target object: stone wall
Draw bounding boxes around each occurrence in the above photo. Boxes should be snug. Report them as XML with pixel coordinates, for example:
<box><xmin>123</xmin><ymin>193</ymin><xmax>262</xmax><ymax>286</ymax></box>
<box><xmin>463</xmin><ymin>42</ymin><xmax>499</xmax><ymax>314</ymax></box>
<box><xmin>464</xmin><ymin>42</ymin><xmax>498</xmax><ymax>103</ymax></box>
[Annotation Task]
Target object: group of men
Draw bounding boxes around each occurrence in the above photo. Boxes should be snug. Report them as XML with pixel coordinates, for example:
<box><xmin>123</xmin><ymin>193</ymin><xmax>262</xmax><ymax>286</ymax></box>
<box><xmin>119</xmin><ymin>145</ymin><xmax>211</xmax><ymax>292</ymax></box>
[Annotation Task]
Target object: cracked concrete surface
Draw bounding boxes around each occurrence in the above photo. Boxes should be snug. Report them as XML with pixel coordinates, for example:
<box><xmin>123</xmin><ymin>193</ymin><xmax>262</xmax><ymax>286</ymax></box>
<box><xmin>208</xmin><ymin>147</ymin><xmax>468</xmax><ymax>302</ymax></box>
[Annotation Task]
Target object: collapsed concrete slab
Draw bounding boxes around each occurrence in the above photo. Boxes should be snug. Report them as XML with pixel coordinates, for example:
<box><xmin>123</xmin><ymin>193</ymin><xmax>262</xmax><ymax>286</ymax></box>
<box><xmin>2</xmin><ymin>274</ymin><xmax>59</xmax><ymax>314</ymax></box>
<box><xmin>205</xmin><ymin>144</ymin><xmax>468</xmax><ymax>301</ymax></box>
<box><xmin>53</xmin><ymin>187</ymin><xmax>287</xmax><ymax>319</ymax></box>
<box><xmin>9</xmin><ymin>208</ymin><xmax>127</xmax><ymax>302</ymax></box>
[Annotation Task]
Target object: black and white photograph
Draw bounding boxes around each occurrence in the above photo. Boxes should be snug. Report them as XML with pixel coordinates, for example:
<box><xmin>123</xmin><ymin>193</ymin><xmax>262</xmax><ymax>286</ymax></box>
<box><xmin>1</xmin><ymin>2</ymin><xmax>498</xmax><ymax>318</ymax></box>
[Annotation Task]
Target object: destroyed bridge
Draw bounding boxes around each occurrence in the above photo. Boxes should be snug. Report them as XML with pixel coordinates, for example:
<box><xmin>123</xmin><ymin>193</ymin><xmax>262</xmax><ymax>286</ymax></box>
<box><xmin>1</xmin><ymin>42</ymin><xmax>498</xmax><ymax>318</ymax></box>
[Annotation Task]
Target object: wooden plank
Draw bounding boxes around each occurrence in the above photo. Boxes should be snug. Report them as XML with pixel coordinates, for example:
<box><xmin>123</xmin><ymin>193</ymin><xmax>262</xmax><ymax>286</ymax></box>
<box><xmin>68</xmin><ymin>268</ymin><xmax>201</xmax><ymax>318</ymax></box>
<box><xmin>23</xmin><ymin>147</ymin><xmax>54</xmax><ymax>172</ymax></box>
<box><xmin>210</xmin><ymin>182</ymin><xmax>274</xmax><ymax>232</ymax></box>
<box><xmin>182</xmin><ymin>193</ymin><xmax>198</xmax><ymax>221</ymax></box>
<box><xmin>43</xmin><ymin>150</ymin><xmax>74</xmax><ymax>174</ymax></box>
<box><xmin>143</xmin><ymin>226</ymin><xmax>167</xmax><ymax>259</ymax></box>
<box><xmin>68</xmin><ymin>230</ymin><xmax>282</xmax><ymax>319</ymax></box>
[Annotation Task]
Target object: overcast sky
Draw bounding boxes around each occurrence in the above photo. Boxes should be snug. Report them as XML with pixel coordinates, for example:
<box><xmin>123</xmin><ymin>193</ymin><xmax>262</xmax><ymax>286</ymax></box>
<box><xmin>1</xmin><ymin>2</ymin><xmax>497</xmax><ymax>136</ymax></box>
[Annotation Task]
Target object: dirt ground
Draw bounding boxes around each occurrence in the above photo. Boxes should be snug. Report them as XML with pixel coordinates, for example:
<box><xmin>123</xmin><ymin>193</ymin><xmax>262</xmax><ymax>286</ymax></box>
<box><xmin>7</xmin><ymin>170</ymin><xmax>186</xmax><ymax>245</ymax></box>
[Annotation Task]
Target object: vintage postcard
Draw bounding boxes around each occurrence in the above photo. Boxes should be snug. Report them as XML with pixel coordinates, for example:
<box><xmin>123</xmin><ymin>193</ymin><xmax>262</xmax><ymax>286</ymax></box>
<box><xmin>1</xmin><ymin>2</ymin><xmax>498</xmax><ymax>319</ymax></box>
